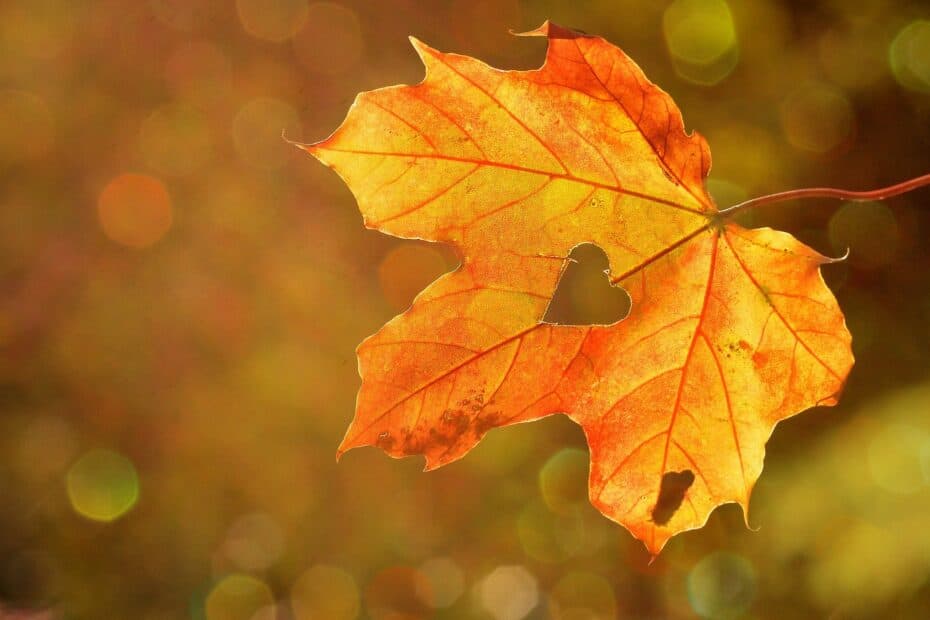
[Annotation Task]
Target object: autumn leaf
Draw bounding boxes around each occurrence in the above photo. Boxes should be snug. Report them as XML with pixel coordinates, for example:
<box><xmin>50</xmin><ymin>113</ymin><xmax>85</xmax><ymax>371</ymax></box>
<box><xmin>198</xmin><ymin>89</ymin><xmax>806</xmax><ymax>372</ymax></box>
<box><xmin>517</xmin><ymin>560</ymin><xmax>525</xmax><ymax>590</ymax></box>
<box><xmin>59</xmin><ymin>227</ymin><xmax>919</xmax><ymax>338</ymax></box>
<box><xmin>300</xmin><ymin>21</ymin><xmax>854</xmax><ymax>554</ymax></box>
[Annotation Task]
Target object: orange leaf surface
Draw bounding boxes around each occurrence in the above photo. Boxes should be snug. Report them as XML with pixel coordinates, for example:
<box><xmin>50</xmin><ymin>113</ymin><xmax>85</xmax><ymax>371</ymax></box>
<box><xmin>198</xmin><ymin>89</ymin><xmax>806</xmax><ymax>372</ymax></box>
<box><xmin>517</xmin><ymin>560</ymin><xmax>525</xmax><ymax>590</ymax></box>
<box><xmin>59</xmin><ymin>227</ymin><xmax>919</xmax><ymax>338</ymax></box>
<box><xmin>301</xmin><ymin>22</ymin><xmax>854</xmax><ymax>554</ymax></box>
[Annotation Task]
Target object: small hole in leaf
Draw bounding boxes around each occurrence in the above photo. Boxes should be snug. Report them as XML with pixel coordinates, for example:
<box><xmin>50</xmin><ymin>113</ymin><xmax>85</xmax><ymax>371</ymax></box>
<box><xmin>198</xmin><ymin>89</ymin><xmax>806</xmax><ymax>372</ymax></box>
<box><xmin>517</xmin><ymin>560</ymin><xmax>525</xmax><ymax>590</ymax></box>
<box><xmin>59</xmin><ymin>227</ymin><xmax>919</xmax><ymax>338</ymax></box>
<box><xmin>543</xmin><ymin>243</ymin><xmax>631</xmax><ymax>326</ymax></box>
<box><xmin>652</xmin><ymin>469</ymin><xmax>695</xmax><ymax>525</ymax></box>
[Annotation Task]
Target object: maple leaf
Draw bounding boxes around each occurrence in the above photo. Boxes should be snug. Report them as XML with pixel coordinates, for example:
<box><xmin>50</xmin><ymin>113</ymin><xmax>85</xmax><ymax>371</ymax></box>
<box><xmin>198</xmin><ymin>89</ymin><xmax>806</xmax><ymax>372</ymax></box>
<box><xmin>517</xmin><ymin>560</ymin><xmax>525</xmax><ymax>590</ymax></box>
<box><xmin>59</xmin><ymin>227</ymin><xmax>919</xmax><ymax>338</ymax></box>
<box><xmin>300</xmin><ymin>22</ymin><xmax>854</xmax><ymax>554</ymax></box>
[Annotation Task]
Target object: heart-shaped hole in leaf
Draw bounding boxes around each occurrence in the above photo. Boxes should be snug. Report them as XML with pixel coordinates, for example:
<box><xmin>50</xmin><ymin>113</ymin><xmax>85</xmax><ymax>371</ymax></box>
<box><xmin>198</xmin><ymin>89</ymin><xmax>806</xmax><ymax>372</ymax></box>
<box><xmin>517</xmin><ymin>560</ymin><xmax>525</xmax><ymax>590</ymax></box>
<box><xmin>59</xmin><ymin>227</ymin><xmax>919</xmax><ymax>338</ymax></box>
<box><xmin>543</xmin><ymin>243</ymin><xmax>631</xmax><ymax>326</ymax></box>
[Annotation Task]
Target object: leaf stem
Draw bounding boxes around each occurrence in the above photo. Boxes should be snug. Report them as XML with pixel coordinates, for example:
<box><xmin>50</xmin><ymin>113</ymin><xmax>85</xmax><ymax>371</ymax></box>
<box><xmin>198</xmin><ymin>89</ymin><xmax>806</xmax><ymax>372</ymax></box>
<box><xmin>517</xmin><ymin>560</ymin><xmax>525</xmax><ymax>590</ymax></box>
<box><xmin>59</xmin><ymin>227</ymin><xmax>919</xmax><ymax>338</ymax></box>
<box><xmin>718</xmin><ymin>172</ymin><xmax>930</xmax><ymax>218</ymax></box>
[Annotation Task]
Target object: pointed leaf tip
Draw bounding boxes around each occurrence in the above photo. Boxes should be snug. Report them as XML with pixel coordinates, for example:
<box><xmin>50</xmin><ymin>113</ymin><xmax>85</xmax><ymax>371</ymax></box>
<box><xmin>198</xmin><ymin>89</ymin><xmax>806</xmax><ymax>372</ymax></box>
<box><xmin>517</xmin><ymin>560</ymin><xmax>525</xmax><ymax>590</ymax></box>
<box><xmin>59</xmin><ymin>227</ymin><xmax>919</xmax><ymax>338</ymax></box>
<box><xmin>408</xmin><ymin>35</ymin><xmax>436</xmax><ymax>64</ymax></box>
<box><xmin>512</xmin><ymin>21</ymin><xmax>589</xmax><ymax>39</ymax></box>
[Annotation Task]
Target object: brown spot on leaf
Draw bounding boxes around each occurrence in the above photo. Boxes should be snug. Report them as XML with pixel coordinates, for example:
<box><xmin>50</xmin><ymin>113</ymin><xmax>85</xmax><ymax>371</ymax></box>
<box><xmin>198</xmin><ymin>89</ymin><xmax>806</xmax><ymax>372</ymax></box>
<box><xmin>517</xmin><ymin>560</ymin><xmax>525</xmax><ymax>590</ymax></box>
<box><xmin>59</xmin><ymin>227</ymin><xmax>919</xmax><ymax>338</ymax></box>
<box><xmin>474</xmin><ymin>412</ymin><xmax>503</xmax><ymax>437</ymax></box>
<box><xmin>377</xmin><ymin>431</ymin><xmax>395</xmax><ymax>451</ymax></box>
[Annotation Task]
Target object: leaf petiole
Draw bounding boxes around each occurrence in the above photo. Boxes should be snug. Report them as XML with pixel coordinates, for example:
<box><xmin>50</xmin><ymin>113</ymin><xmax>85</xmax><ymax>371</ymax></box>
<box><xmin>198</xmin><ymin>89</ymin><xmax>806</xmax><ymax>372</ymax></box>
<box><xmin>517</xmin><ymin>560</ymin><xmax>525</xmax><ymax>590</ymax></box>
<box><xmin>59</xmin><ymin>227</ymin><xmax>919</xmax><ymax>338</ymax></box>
<box><xmin>717</xmin><ymin>172</ymin><xmax>930</xmax><ymax>218</ymax></box>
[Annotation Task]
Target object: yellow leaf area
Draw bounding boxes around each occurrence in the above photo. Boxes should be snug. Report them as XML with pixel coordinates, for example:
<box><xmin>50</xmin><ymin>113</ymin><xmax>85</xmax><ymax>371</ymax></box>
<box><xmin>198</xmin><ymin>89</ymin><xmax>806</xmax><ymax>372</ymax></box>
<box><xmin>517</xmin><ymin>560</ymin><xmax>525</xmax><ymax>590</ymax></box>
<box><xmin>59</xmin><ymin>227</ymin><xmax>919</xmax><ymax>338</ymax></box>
<box><xmin>302</xmin><ymin>22</ymin><xmax>853</xmax><ymax>554</ymax></box>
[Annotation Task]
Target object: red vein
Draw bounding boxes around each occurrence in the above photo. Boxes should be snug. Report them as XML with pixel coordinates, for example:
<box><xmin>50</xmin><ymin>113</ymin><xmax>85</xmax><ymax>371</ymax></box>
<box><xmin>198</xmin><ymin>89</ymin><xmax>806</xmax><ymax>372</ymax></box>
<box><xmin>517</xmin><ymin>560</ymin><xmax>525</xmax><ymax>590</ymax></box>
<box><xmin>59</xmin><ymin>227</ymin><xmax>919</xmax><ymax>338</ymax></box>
<box><xmin>425</xmin><ymin>46</ymin><xmax>571</xmax><ymax>175</ymax></box>
<box><xmin>407</xmin><ymin>88</ymin><xmax>488</xmax><ymax>158</ymax></box>
<box><xmin>469</xmin><ymin>177</ymin><xmax>553</xmax><ymax>226</ymax></box>
<box><xmin>657</xmin><ymin>234</ymin><xmax>719</xmax><ymax>498</ymax></box>
<box><xmin>608</xmin><ymin>315</ymin><xmax>701</xmax><ymax>364</ymax></box>
<box><xmin>671</xmin><ymin>438</ymin><xmax>709</xmax><ymax>491</ymax></box>
<box><xmin>369</xmin><ymin>159</ymin><xmax>416</xmax><ymax>196</ymax></box>
<box><xmin>348</xmin><ymin>325</ymin><xmax>540</xmax><ymax>442</ymax></box>
<box><xmin>609</xmin><ymin>226</ymin><xmax>708</xmax><ymax>284</ymax></box>
<box><xmin>572</xmin><ymin>39</ymin><xmax>713</xmax><ymax>213</ymax></box>
<box><xmin>499</xmin><ymin>388</ymin><xmax>560</xmax><ymax>426</ymax></box>
<box><xmin>767</xmin><ymin>290</ymin><xmax>833</xmax><ymax>311</ymax></box>
<box><xmin>597</xmin><ymin>367</ymin><xmax>684</xmax><ymax>424</ymax></box>
<box><xmin>482</xmin><ymin>338</ymin><xmax>524</xmax><ymax>415</ymax></box>
<box><xmin>319</xmin><ymin>146</ymin><xmax>702</xmax><ymax>215</ymax></box>
<box><xmin>595</xmin><ymin>430</ymin><xmax>668</xmax><ymax>500</ymax></box>
<box><xmin>375</xmin><ymin>164</ymin><xmax>479</xmax><ymax>225</ymax></box>
<box><xmin>369</xmin><ymin>98</ymin><xmax>438</xmax><ymax>152</ymax></box>
<box><xmin>365</xmin><ymin>340</ymin><xmax>479</xmax><ymax>353</ymax></box>
<box><xmin>540</xmin><ymin>186</ymin><xmax>597</xmax><ymax>230</ymax></box>
<box><xmin>560</xmin><ymin>117</ymin><xmax>621</xmax><ymax>186</ymax></box>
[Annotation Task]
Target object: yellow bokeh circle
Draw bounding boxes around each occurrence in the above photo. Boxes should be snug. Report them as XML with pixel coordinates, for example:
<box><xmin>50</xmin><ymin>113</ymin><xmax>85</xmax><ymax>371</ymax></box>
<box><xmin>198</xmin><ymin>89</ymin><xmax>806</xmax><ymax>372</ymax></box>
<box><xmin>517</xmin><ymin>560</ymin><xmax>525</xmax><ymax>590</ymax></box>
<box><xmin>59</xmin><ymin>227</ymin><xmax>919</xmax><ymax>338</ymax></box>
<box><xmin>291</xmin><ymin>564</ymin><xmax>359</xmax><ymax>620</ymax></box>
<box><xmin>664</xmin><ymin>0</ymin><xmax>737</xmax><ymax>64</ymax></box>
<box><xmin>889</xmin><ymin>20</ymin><xmax>930</xmax><ymax>93</ymax></box>
<box><xmin>97</xmin><ymin>173</ymin><xmax>173</xmax><ymax>248</ymax></box>
<box><xmin>205</xmin><ymin>574</ymin><xmax>274</xmax><ymax>620</ymax></box>
<box><xmin>66</xmin><ymin>449</ymin><xmax>140</xmax><ymax>522</ymax></box>
<box><xmin>538</xmin><ymin>448</ymin><xmax>589</xmax><ymax>514</ymax></box>
<box><xmin>236</xmin><ymin>0</ymin><xmax>309</xmax><ymax>42</ymax></box>
<box><xmin>663</xmin><ymin>0</ymin><xmax>739</xmax><ymax>85</ymax></box>
<box><xmin>780</xmin><ymin>83</ymin><xmax>855</xmax><ymax>153</ymax></box>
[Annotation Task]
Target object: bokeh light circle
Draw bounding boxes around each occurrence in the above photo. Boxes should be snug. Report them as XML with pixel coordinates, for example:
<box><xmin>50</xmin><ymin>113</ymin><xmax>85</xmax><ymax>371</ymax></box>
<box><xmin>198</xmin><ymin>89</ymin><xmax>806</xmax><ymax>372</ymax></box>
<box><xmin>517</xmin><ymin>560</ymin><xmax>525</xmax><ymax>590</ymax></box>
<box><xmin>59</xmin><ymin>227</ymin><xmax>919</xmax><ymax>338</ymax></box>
<box><xmin>687</xmin><ymin>552</ymin><xmax>756</xmax><ymax>618</ymax></box>
<box><xmin>663</xmin><ymin>0</ymin><xmax>739</xmax><ymax>85</ymax></box>
<box><xmin>364</xmin><ymin>566</ymin><xmax>432</xmax><ymax>619</ymax></box>
<box><xmin>664</xmin><ymin>0</ymin><xmax>737</xmax><ymax>64</ymax></box>
<box><xmin>415</xmin><ymin>557</ymin><xmax>464</xmax><ymax>609</ymax></box>
<box><xmin>889</xmin><ymin>20</ymin><xmax>930</xmax><ymax>93</ymax></box>
<box><xmin>205</xmin><ymin>574</ymin><xmax>274</xmax><ymax>620</ymax></box>
<box><xmin>66</xmin><ymin>449</ymin><xmax>140</xmax><ymax>522</ymax></box>
<box><xmin>479</xmin><ymin>565</ymin><xmax>539</xmax><ymax>620</ymax></box>
<box><xmin>538</xmin><ymin>448</ymin><xmax>589</xmax><ymax>514</ymax></box>
<box><xmin>164</xmin><ymin>40</ymin><xmax>233</xmax><ymax>107</ymax></box>
<box><xmin>223</xmin><ymin>512</ymin><xmax>285</xmax><ymax>571</ymax></box>
<box><xmin>291</xmin><ymin>565</ymin><xmax>359</xmax><ymax>620</ymax></box>
<box><xmin>780</xmin><ymin>83</ymin><xmax>855</xmax><ymax>153</ymax></box>
<box><xmin>292</xmin><ymin>3</ymin><xmax>364</xmax><ymax>75</ymax></box>
<box><xmin>97</xmin><ymin>173</ymin><xmax>173</xmax><ymax>248</ymax></box>
<box><xmin>236</xmin><ymin>0</ymin><xmax>309</xmax><ymax>42</ymax></box>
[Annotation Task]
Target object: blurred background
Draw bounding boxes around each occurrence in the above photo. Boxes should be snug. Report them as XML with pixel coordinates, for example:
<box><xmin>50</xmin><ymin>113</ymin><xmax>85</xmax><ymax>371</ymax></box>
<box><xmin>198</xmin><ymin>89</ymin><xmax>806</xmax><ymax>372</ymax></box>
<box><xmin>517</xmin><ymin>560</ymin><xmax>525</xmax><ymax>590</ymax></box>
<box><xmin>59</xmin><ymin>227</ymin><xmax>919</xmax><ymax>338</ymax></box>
<box><xmin>2</xmin><ymin>0</ymin><xmax>930</xmax><ymax>617</ymax></box>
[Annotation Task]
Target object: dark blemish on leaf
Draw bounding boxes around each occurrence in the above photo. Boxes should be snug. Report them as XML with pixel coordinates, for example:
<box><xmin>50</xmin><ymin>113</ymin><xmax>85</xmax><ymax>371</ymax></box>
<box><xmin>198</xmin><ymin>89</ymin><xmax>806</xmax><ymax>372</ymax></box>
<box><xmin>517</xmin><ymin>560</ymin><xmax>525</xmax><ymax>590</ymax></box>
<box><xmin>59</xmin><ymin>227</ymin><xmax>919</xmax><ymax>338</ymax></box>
<box><xmin>658</xmin><ymin>159</ymin><xmax>678</xmax><ymax>185</ymax></box>
<box><xmin>752</xmin><ymin>350</ymin><xmax>770</xmax><ymax>368</ymax></box>
<box><xmin>716</xmin><ymin>340</ymin><xmax>752</xmax><ymax>360</ymax></box>
<box><xmin>376</xmin><ymin>431</ymin><xmax>395</xmax><ymax>451</ymax></box>
<box><xmin>428</xmin><ymin>426</ymin><xmax>458</xmax><ymax>449</ymax></box>
<box><xmin>442</xmin><ymin>409</ymin><xmax>471</xmax><ymax>435</ymax></box>
<box><xmin>758</xmin><ymin>284</ymin><xmax>772</xmax><ymax>305</ymax></box>
<box><xmin>651</xmin><ymin>470</ymin><xmax>695</xmax><ymax>525</ymax></box>
<box><xmin>474</xmin><ymin>412</ymin><xmax>503</xmax><ymax>437</ymax></box>
<box><xmin>404</xmin><ymin>430</ymin><xmax>427</xmax><ymax>454</ymax></box>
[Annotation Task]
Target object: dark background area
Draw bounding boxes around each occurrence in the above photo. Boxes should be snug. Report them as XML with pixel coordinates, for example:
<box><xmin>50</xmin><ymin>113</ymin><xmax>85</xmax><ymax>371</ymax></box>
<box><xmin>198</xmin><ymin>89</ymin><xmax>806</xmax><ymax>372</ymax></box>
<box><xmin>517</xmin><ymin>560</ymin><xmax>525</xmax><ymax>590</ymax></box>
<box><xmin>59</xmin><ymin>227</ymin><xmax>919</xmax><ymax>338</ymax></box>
<box><xmin>2</xmin><ymin>0</ymin><xmax>930</xmax><ymax>618</ymax></box>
